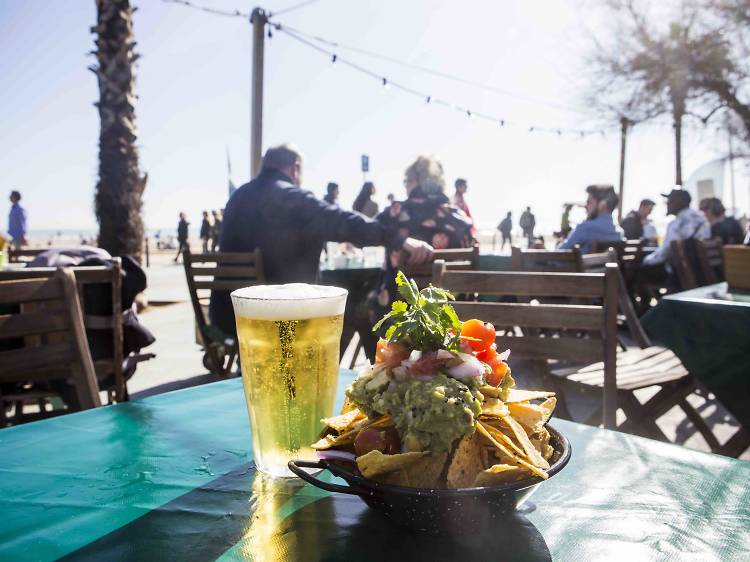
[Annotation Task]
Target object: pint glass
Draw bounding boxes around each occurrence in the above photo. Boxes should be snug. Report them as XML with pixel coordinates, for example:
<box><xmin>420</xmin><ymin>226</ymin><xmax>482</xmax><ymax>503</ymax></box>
<box><xmin>231</xmin><ymin>284</ymin><xmax>347</xmax><ymax>477</ymax></box>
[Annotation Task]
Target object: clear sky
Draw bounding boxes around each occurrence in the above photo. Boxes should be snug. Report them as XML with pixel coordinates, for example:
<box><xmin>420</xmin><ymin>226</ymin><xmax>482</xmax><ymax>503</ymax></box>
<box><xmin>1</xmin><ymin>0</ymin><xmax>746</xmax><ymax>236</ymax></box>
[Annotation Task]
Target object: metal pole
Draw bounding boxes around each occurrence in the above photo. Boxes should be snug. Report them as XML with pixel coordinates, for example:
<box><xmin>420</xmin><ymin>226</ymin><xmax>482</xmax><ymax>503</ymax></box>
<box><xmin>728</xmin><ymin>121</ymin><xmax>737</xmax><ymax>216</ymax></box>
<box><xmin>250</xmin><ymin>8</ymin><xmax>266</xmax><ymax>179</ymax></box>
<box><xmin>617</xmin><ymin>117</ymin><xmax>628</xmax><ymax>223</ymax></box>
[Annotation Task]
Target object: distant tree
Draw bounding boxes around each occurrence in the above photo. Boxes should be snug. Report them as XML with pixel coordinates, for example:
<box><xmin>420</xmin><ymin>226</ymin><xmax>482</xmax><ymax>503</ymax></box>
<box><xmin>587</xmin><ymin>0</ymin><xmax>733</xmax><ymax>184</ymax></box>
<box><xmin>91</xmin><ymin>0</ymin><xmax>146</xmax><ymax>262</ymax></box>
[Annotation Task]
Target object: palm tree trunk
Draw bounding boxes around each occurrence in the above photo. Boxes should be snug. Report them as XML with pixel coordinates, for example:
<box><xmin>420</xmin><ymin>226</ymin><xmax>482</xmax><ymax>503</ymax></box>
<box><xmin>674</xmin><ymin>114</ymin><xmax>683</xmax><ymax>185</ymax></box>
<box><xmin>91</xmin><ymin>0</ymin><xmax>146</xmax><ymax>263</ymax></box>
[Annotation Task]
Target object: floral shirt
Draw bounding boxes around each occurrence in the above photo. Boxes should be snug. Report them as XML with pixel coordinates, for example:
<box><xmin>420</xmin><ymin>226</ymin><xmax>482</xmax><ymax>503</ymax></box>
<box><xmin>368</xmin><ymin>186</ymin><xmax>474</xmax><ymax>320</ymax></box>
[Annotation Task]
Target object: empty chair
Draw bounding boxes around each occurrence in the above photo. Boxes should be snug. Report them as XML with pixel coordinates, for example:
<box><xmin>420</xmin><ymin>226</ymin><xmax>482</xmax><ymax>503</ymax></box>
<box><xmin>183</xmin><ymin>249</ymin><xmax>265</xmax><ymax>377</ymax></box>
<box><xmin>0</xmin><ymin>268</ymin><xmax>101</xmax><ymax>426</ymax></box>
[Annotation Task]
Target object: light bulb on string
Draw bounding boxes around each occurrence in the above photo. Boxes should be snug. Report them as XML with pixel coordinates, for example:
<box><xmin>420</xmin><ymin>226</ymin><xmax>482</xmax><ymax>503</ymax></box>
<box><xmin>331</xmin><ymin>54</ymin><xmax>337</xmax><ymax>66</ymax></box>
<box><xmin>425</xmin><ymin>96</ymin><xmax>432</xmax><ymax>104</ymax></box>
<box><xmin>466</xmin><ymin>110</ymin><xmax>473</xmax><ymax>119</ymax></box>
<box><xmin>499</xmin><ymin>120</ymin><xmax>505</xmax><ymax>127</ymax></box>
<box><xmin>381</xmin><ymin>77</ymin><xmax>390</xmax><ymax>90</ymax></box>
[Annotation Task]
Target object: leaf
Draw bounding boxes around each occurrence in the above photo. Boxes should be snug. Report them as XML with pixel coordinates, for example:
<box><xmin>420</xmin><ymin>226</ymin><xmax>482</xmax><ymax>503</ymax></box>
<box><xmin>442</xmin><ymin>304</ymin><xmax>461</xmax><ymax>328</ymax></box>
<box><xmin>391</xmin><ymin>300</ymin><xmax>408</xmax><ymax>313</ymax></box>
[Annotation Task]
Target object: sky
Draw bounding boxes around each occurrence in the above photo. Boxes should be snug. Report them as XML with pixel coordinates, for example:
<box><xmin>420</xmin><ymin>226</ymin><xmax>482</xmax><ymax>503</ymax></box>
<box><xmin>1</xmin><ymin>0</ymin><xmax>747</xmax><ymax>237</ymax></box>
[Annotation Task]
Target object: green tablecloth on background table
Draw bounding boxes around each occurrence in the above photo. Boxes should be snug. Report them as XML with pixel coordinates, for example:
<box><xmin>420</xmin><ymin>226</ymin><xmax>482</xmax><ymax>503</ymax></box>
<box><xmin>641</xmin><ymin>283</ymin><xmax>750</xmax><ymax>430</ymax></box>
<box><xmin>1</xmin><ymin>369</ymin><xmax>748</xmax><ymax>561</ymax></box>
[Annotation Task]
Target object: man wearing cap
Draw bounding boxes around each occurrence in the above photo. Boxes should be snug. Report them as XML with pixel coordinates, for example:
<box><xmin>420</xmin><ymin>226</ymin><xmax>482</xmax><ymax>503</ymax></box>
<box><xmin>620</xmin><ymin>198</ymin><xmax>655</xmax><ymax>240</ymax></box>
<box><xmin>642</xmin><ymin>188</ymin><xmax>709</xmax><ymax>267</ymax></box>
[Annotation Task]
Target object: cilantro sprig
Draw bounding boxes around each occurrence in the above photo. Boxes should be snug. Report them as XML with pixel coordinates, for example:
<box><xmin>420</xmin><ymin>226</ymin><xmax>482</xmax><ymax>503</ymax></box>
<box><xmin>372</xmin><ymin>271</ymin><xmax>463</xmax><ymax>352</ymax></box>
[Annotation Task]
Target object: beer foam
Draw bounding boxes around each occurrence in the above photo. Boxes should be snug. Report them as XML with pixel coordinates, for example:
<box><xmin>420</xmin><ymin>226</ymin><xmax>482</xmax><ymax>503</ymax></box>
<box><xmin>231</xmin><ymin>283</ymin><xmax>348</xmax><ymax>321</ymax></box>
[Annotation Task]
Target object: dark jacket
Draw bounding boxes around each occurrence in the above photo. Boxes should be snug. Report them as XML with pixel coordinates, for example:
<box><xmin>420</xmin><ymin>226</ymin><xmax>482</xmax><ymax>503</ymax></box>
<box><xmin>200</xmin><ymin>218</ymin><xmax>210</xmax><ymax>239</ymax></box>
<box><xmin>209</xmin><ymin>169</ymin><xmax>407</xmax><ymax>337</ymax></box>
<box><xmin>177</xmin><ymin>219</ymin><xmax>189</xmax><ymax>243</ymax></box>
<box><xmin>368</xmin><ymin>185</ymin><xmax>474</xmax><ymax>323</ymax></box>
<box><xmin>620</xmin><ymin>210</ymin><xmax>643</xmax><ymax>240</ymax></box>
<box><xmin>711</xmin><ymin>216</ymin><xmax>744</xmax><ymax>245</ymax></box>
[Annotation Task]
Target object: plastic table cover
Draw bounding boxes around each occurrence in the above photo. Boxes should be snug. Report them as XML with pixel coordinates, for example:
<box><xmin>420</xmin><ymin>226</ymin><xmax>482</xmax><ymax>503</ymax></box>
<box><xmin>641</xmin><ymin>282</ymin><xmax>750</xmax><ymax>430</ymax></box>
<box><xmin>0</xmin><ymin>370</ymin><xmax>748</xmax><ymax>561</ymax></box>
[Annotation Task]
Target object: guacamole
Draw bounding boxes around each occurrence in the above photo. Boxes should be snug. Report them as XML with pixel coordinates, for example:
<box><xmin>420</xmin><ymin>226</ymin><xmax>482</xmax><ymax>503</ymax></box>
<box><xmin>346</xmin><ymin>373</ymin><xmax>483</xmax><ymax>453</ymax></box>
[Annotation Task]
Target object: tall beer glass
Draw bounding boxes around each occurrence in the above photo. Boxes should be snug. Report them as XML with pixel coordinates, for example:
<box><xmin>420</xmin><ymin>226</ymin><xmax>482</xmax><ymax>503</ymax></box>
<box><xmin>231</xmin><ymin>284</ymin><xmax>347</xmax><ymax>477</ymax></box>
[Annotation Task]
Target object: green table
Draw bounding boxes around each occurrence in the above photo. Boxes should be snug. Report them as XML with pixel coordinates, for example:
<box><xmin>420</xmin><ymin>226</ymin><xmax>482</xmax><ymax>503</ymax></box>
<box><xmin>1</xmin><ymin>370</ymin><xmax>748</xmax><ymax>561</ymax></box>
<box><xmin>641</xmin><ymin>283</ymin><xmax>750</xmax><ymax>436</ymax></box>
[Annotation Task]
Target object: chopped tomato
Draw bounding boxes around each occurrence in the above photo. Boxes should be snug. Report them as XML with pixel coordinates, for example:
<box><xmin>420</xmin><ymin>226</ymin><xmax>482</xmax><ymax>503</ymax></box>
<box><xmin>354</xmin><ymin>426</ymin><xmax>401</xmax><ymax>456</ymax></box>
<box><xmin>475</xmin><ymin>343</ymin><xmax>497</xmax><ymax>363</ymax></box>
<box><xmin>375</xmin><ymin>339</ymin><xmax>410</xmax><ymax>366</ymax></box>
<box><xmin>486</xmin><ymin>357</ymin><xmax>510</xmax><ymax>387</ymax></box>
<box><xmin>460</xmin><ymin>319</ymin><xmax>496</xmax><ymax>352</ymax></box>
<box><xmin>408</xmin><ymin>352</ymin><xmax>450</xmax><ymax>375</ymax></box>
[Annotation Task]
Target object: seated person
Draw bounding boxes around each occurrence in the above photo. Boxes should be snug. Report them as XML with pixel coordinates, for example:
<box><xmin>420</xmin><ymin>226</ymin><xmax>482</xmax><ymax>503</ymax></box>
<box><xmin>620</xmin><ymin>198</ymin><xmax>655</xmax><ymax>240</ymax></box>
<box><xmin>643</xmin><ymin>188</ymin><xmax>710</xmax><ymax>268</ymax></box>
<box><xmin>699</xmin><ymin>197</ymin><xmax>744</xmax><ymax>245</ymax></box>
<box><xmin>559</xmin><ymin>184</ymin><xmax>623</xmax><ymax>254</ymax></box>
<box><xmin>208</xmin><ymin>144</ymin><xmax>433</xmax><ymax>339</ymax></box>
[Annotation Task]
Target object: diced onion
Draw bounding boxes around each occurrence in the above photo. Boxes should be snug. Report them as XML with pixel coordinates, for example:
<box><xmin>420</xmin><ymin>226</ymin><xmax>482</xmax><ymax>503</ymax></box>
<box><xmin>447</xmin><ymin>354</ymin><xmax>485</xmax><ymax>380</ymax></box>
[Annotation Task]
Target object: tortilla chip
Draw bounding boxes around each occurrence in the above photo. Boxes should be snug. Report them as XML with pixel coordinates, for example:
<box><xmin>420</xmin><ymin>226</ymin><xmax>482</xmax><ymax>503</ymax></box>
<box><xmin>356</xmin><ymin>450</ymin><xmax>427</xmax><ymax>479</ymax></box>
<box><xmin>476</xmin><ymin>422</ymin><xmax>548</xmax><ymax>480</ymax></box>
<box><xmin>479</xmin><ymin>385</ymin><xmax>502</xmax><ymax>399</ymax></box>
<box><xmin>374</xmin><ymin>453</ymin><xmax>448</xmax><ymax>488</ymax></box>
<box><xmin>505</xmin><ymin>389</ymin><xmax>556</xmax><ymax>404</ymax></box>
<box><xmin>481</xmin><ymin>422</ymin><xmax>526</xmax><ymax>459</ymax></box>
<box><xmin>481</xmin><ymin>397</ymin><xmax>510</xmax><ymax>418</ymax></box>
<box><xmin>340</xmin><ymin>396</ymin><xmax>358</xmax><ymax>414</ymax></box>
<box><xmin>446</xmin><ymin>432</ymin><xmax>487</xmax><ymax>488</ymax></box>
<box><xmin>473</xmin><ymin>464</ymin><xmax>531</xmax><ymax>487</ymax></box>
<box><xmin>500</xmin><ymin>415</ymin><xmax>549</xmax><ymax>469</ymax></box>
<box><xmin>530</xmin><ymin>428</ymin><xmax>555</xmax><ymax>461</ymax></box>
<box><xmin>321</xmin><ymin>408</ymin><xmax>366</xmax><ymax>433</ymax></box>
<box><xmin>507</xmin><ymin>397</ymin><xmax>556</xmax><ymax>434</ymax></box>
<box><xmin>311</xmin><ymin>416</ymin><xmax>387</xmax><ymax>450</ymax></box>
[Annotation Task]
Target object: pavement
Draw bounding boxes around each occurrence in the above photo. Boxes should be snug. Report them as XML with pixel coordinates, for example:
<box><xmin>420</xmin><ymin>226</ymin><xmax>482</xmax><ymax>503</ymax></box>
<box><xmin>128</xmin><ymin>249</ymin><xmax>748</xmax><ymax>460</ymax></box>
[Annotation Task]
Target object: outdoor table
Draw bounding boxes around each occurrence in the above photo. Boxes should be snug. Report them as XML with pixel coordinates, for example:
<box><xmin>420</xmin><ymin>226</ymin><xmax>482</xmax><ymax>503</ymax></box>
<box><xmin>641</xmin><ymin>282</ymin><xmax>750</xmax><ymax>455</ymax></box>
<box><xmin>1</xmin><ymin>369</ymin><xmax>748</xmax><ymax>561</ymax></box>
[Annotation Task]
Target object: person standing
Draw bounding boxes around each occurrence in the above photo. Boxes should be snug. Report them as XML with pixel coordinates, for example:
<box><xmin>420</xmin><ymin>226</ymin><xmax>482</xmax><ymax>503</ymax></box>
<box><xmin>497</xmin><ymin>212</ymin><xmax>513</xmax><ymax>251</ymax></box>
<box><xmin>174</xmin><ymin>212</ymin><xmax>189</xmax><ymax>263</ymax></box>
<box><xmin>452</xmin><ymin>178</ymin><xmax>476</xmax><ymax>236</ymax></box>
<box><xmin>210</xmin><ymin>209</ymin><xmax>222</xmax><ymax>252</ymax></box>
<box><xmin>323</xmin><ymin>182</ymin><xmax>339</xmax><ymax>207</ymax></box>
<box><xmin>699</xmin><ymin>197</ymin><xmax>744</xmax><ymax>245</ymax></box>
<box><xmin>620</xmin><ymin>198</ymin><xmax>655</xmax><ymax>240</ymax></box>
<box><xmin>519</xmin><ymin>206</ymin><xmax>536</xmax><ymax>247</ymax></box>
<box><xmin>352</xmin><ymin>181</ymin><xmax>379</xmax><ymax>218</ymax></box>
<box><xmin>199</xmin><ymin>210</ymin><xmax>211</xmax><ymax>253</ymax></box>
<box><xmin>8</xmin><ymin>190</ymin><xmax>27</xmax><ymax>249</ymax></box>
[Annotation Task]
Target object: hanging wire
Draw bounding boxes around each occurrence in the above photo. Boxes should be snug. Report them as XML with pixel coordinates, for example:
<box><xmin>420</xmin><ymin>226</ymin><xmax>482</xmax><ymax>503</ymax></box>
<box><xmin>161</xmin><ymin>0</ymin><xmax>249</xmax><ymax>19</ymax></box>
<box><xmin>277</xmin><ymin>22</ymin><xmax>589</xmax><ymax>115</ymax></box>
<box><xmin>275</xmin><ymin>24</ymin><xmax>605</xmax><ymax>137</ymax></box>
<box><xmin>270</xmin><ymin>0</ymin><xmax>325</xmax><ymax>17</ymax></box>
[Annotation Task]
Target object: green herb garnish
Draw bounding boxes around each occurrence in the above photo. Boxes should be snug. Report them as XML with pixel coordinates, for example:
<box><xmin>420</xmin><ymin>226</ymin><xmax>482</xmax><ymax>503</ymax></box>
<box><xmin>372</xmin><ymin>271</ymin><xmax>463</xmax><ymax>352</ymax></box>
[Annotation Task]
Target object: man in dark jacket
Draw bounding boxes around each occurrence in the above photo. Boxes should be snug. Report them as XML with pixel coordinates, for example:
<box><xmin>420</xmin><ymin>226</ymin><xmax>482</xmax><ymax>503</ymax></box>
<box><xmin>209</xmin><ymin>144</ymin><xmax>432</xmax><ymax>337</ymax></box>
<box><xmin>174</xmin><ymin>212</ymin><xmax>189</xmax><ymax>263</ymax></box>
<box><xmin>199</xmin><ymin>211</ymin><xmax>211</xmax><ymax>253</ymax></box>
<box><xmin>620</xmin><ymin>198</ymin><xmax>655</xmax><ymax>240</ymax></box>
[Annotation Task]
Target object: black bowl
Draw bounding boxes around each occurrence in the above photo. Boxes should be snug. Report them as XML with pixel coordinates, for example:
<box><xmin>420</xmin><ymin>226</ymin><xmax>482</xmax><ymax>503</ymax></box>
<box><xmin>289</xmin><ymin>423</ymin><xmax>571</xmax><ymax>533</ymax></box>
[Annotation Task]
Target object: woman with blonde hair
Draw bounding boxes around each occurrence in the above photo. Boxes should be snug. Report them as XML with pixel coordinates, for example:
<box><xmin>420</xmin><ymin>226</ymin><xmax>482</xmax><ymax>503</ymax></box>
<box><xmin>363</xmin><ymin>155</ymin><xmax>474</xmax><ymax>357</ymax></box>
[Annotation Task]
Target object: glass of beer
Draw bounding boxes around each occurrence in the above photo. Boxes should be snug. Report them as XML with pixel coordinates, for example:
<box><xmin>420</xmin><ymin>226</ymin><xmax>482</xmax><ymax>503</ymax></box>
<box><xmin>231</xmin><ymin>284</ymin><xmax>347</xmax><ymax>477</ymax></box>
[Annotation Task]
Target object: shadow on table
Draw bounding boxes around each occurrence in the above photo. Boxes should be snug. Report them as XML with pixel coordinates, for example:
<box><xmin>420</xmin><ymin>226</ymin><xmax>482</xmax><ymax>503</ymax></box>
<box><xmin>60</xmin><ymin>464</ymin><xmax>550</xmax><ymax>562</ymax></box>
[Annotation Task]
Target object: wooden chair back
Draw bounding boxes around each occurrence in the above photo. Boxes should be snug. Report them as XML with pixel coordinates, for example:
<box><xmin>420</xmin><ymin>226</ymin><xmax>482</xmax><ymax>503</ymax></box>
<box><xmin>0</xmin><ymin>268</ymin><xmax>101</xmax><ymax>417</ymax></box>
<box><xmin>432</xmin><ymin>261</ymin><xmax>620</xmax><ymax>428</ymax></box>
<box><xmin>695</xmin><ymin>238</ymin><xmax>723</xmax><ymax>285</ymax></box>
<box><xmin>591</xmin><ymin>239</ymin><xmax>645</xmax><ymax>265</ymax></box>
<box><xmin>8</xmin><ymin>248</ymin><xmax>48</xmax><ymax>263</ymax></box>
<box><xmin>183</xmin><ymin>250</ymin><xmax>265</xmax><ymax>344</ymax></box>
<box><xmin>0</xmin><ymin>260</ymin><xmax>126</xmax><ymax>400</ymax></box>
<box><xmin>399</xmin><ymin>245</ymin><xmax>479</xmax><ymax>288</ymax></box>
<box><xmin>511</xmin><ymin>246</ymin><xmax>583</xmax><ymax>272</ymax></box>
<box><xmin>671</xmin><ymin>238</ymin><xmax>723</xmax><ymax>290</ymax></box>
<box><xmin>723</xmin><ymin>245</ymin><xmax>750</xmax><ymax>291</ymax></box>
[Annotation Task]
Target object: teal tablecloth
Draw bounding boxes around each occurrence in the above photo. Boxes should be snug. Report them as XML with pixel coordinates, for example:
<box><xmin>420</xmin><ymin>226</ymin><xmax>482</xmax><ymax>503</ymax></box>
<box><xmin>1</xmin><ymin>369</ymin><xmax>748</xmax><ymax>561</ymax></box>
<box><xmin>641</xmin><ymin>283</ymin><xmax>750</xmax><ymax>431</ymax></box>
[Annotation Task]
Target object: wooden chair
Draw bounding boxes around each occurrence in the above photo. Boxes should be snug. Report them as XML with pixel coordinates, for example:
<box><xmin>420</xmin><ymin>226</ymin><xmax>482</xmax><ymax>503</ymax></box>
<box><xmin>399</xmin><ymin>245</ymin><xmax>479</xmax><ymax>289</ymax></box>
<box><xmin>723</xmin><ymin>245</ymin><xmax>750</xmax><ymax>291</ymax></box>
<box><xmin>511</xmin><ymin>246</ymin><xmax>582</xmax><ymax>272</ymax></box>
<box><xmin>433</xmin><ymin>261</ymin><xmax>702</xmax><ymax>441</ymax></box>
<box><xmin>670</xmin><ymin>238</ymin><xmax>723</xmax><ymax>290</ymax></box>
<box><xmin>433</xmin><ymin>261</ymin><xmax>621</xmax><ymax>427</ymax></box>
<box><xmin>0</xmin><ymin>268</ymin><xmax>101</xmax><ymax>426</ymax></box>
<box><xmin>8</xmin><ymin>248</ymin><xmax>48</xmax><ymax>264</ymax></box>
<box><xmin>0</xmin><ymin>259</ymin><xmax>152</xmax><ymax>402</ymax></box>
<box><xmin>183</xmin><ymin>250</ymin><xmax>265</xmax><ymax>377</ymax></box>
